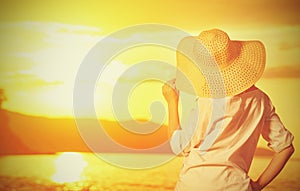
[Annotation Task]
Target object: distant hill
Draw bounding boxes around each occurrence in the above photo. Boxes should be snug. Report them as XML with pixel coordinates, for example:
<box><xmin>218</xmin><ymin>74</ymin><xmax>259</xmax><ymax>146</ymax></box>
<box><xmin>0</xmin><ymin>110</ymin><xmax>33</xmax><ymax>155</ymax></box>
<box><xmin>0</xmin><ymin>109</ymin><xmax>90</xmax><ymax>154</ymax></box>
<box><xmin>0</xmin><ymin>109</ymin><xmax>172</xmax><ymax>155</ymax></box>
<box><xmin>0</xmin><ymin>109</ymin><xmax>274</xmax><ymax>156</ymax></box>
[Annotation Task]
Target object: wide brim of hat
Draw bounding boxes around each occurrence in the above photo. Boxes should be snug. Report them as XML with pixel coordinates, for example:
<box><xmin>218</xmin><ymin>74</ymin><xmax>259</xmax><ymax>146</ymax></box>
<box><xmin>175</xmin><ymin>38</ymin><xmax>266</xmax><ymax>98</ymax></box>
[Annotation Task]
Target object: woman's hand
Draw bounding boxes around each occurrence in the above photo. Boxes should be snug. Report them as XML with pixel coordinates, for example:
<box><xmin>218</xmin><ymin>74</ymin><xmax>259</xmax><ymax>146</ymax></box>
<box><xmin>162</xmin><ymin>78</ymin><xmax>179</xmax><ymax>103</ymax></box>
<box><xmin>250</xmin><ymin>179</ymin><xmax>262</xmax><ymax>191</ymax></box>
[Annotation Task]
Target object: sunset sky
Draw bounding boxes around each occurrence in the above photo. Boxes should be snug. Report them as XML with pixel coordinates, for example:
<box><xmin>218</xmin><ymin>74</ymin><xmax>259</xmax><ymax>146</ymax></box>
<box><xmin>0</xmin><ymin>0</ymin><xmax>299</xmax><ymax>119</ymax></box>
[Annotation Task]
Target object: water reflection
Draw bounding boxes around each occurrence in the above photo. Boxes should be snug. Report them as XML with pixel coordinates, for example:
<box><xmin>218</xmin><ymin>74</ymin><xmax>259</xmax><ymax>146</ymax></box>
<box><xmin>51</xmin><ymin>152</ymin><xmax>87</xmax><ymax>183</ymax></box>
<box><xmin>0</xmin><ymin>153</ymin><xmax>298</xmax><ymax>190</ymax></box>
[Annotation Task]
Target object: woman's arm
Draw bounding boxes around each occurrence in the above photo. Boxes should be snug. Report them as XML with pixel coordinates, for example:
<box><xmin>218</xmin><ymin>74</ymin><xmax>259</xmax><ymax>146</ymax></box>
<box><xmin>162</xmin><ymin>79</ymin><xmax>180</xmax><ymax>138</ymax></box>
<box><xmin>251</xmin><ymin>144</ymin><xmax>295</xmax><ymax>190</ymax></box>
<box><xmin>166</xmin><ymin>98</ymin><xmax>180</xmax><ymax>138</ymax></box>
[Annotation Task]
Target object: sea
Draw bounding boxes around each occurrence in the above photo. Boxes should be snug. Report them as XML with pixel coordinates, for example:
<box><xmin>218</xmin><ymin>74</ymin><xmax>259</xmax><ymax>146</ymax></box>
<box><xmin>0</xmin><ymin>152</ymin><xmax>299</xmax><ymax>191</ymax></box>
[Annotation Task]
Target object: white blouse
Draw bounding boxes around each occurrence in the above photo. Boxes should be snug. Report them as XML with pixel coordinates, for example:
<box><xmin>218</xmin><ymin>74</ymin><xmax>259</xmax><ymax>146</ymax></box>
<box><xmin>170</xmin><ymin>87</ymin><xmax>294</xmax><ymax>191</ymax></box>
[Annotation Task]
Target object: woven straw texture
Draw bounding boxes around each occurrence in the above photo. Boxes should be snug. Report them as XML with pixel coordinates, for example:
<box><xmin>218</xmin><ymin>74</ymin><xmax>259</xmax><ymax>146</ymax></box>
<box><xmin>176</xmin><ymin>29</ymin><xmax>266</xmax><ymax>98</ymax></box>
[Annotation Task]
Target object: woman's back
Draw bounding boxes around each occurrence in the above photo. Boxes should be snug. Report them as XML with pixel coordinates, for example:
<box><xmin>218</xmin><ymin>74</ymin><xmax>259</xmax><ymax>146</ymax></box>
<box><xmin>170</xmin><ymin>87</ymin><xmax>293</xmax><ymax>191</ymax></box>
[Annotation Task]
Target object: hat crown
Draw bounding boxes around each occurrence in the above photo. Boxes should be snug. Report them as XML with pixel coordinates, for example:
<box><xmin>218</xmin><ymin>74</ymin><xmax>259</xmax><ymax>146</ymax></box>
<box><xmin>192</xmin><ymin>29</ymin><xmax>233</xmax><ymax>69</ymax></box>
<box><xmin>198</xmin><ymin>29</ymin><xmax>230</xmax><ymax>55</ymax></box>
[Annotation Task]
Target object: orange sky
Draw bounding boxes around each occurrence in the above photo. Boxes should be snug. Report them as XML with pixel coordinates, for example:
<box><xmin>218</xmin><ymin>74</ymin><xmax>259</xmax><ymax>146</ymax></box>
<box><xmin>1</xmin><ymin>0</ymin><xmax>299</xmax><ymax>31</ymax></box>
<box><xmin>0</xmin><ymin>0</ymin><xmax>299</xmax><ymax>119</ymax></box>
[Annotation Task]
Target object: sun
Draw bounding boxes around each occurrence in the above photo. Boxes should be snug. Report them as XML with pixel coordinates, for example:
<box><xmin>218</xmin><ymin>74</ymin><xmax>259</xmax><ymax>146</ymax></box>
<box><xmin>51</xmin><ymin>152</ymin><xmax>87</xmax><ymax>183</ymax></box>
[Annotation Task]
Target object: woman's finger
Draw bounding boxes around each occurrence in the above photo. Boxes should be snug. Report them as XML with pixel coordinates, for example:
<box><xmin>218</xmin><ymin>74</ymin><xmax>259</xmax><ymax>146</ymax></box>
<box><xmin>166</xmin><ymin>78</ymin><xmax>176</xmax><ymax>89</ymax></box>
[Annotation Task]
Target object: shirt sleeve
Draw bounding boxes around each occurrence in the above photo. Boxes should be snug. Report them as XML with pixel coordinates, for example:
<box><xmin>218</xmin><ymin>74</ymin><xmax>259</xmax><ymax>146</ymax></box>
<box><xmin>170</xmin><ymin>107</ymin><xmax>199</xmax><ymax>156</ymax></box>
<box><xmin>261</xmin><ymin>101</ymin><xmax>294</xmax><ymax>153</ymax></box>
<box><xmin>170</xmin><ymin>130</ymin><xmax>190</xmax><ymax>156</ymax></box>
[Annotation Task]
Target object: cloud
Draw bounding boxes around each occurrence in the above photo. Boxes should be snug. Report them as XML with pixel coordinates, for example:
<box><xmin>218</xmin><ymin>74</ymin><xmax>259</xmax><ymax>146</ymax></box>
<box><xmin>0</xmin><ymin>73</ymin><xmax>63</xmax><ymax>95</ymax></box>
<box><xmin>0</xmin><ymin>21</ymin><xmax>102</xmax><ymax>71</ymax></box>
<box><xmin>0</xmin><ymin>22</ymin><xmax>105</xmax><ymax>116</ymax></box>
<box><xmin>11</xmin><ymin>73</ymin><xmax>63</xmax><ymax>86</ymax></box>
<box><xmin>0</xmin><ymin>22</ymin><xmax>103</xmax><ymax>83</ymax></box>
<box><xmin>0</xmin><ymin>21</ymin><xmax>101</xmax><ymax>36</ymax></box>
<box><xmin>0</xmin><ymin>21</ymin><xmax>183</xmax><ymax>86</ymax></box>
<box><xmin>262</xmin><ymin>66</ymin><xmax>300</xmax><ymax>78</ymax></box>
<box><xmin>118</xmin><ymin>61</ymin><xmax>176</xmax><ymax>83</ymax></box>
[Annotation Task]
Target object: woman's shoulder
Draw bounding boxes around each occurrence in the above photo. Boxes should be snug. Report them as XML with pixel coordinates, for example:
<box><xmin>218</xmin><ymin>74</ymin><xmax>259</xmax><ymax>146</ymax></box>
<box><xmin>234</xmin><ymin>86</ymin><xmax>274</xmax><ymax>112</ymax></box>
<box><xmin>193</xmin><ymin>86</ymin><xmax>272</xmax><ymax>106</ymax></box>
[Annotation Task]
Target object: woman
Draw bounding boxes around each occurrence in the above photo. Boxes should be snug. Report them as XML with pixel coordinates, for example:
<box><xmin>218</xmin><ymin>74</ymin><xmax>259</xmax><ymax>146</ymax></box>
<box><xmin>162</xmin><ymin>29</ymin><xmax>294</xmax><ymax>191</ymax></box>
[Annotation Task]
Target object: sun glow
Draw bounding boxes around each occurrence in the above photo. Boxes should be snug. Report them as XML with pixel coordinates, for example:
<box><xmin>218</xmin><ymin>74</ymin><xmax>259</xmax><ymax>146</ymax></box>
<box><xmin>51</xmin><ymin>152</ymin><xmax>87</xmax><ymax>183</ymax></box>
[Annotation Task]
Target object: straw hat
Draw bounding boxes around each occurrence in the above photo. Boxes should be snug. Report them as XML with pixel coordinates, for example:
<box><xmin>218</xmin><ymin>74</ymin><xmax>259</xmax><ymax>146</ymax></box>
<box><xmin>175</xmin><ymin>29</ymin><xmax>266</xmax><ymax>98</ymax></box>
